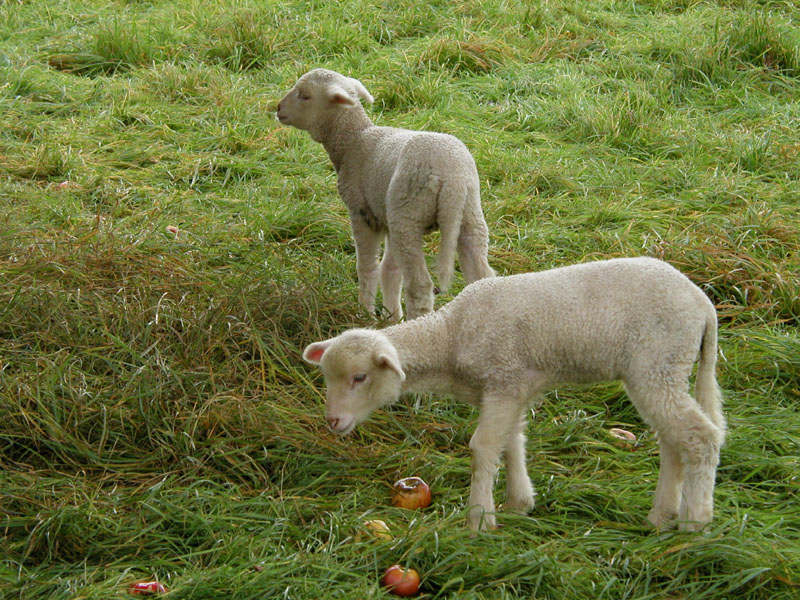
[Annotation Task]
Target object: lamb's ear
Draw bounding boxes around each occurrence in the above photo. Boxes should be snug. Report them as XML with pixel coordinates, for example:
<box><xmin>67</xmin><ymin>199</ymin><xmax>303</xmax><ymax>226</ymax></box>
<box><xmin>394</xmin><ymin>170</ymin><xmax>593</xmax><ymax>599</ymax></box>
<box><xmin>327</xmin><ymin>84</ymin><xmax>357</xmax><ymax>106</ymax></box>
<box><xmin>375</xmin><ymin>353</ymin><xmax>405</xmax><ymax>381</ymax></box>
<box><xmin>349</xmin><ymin>77</ymin><xmax>374</xmax><ymax>104</ymax></box>
<box><xmin>303</xmin><ymin>340</ymin><xmax>332</xmax><ymax>365</ymax></box>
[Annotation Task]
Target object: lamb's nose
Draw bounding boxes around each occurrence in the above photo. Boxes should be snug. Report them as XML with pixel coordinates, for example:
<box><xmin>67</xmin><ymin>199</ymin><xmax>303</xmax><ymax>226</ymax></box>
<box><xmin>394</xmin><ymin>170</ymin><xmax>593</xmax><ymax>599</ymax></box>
<box><xmin>276</xmin><ymin>101</ymin><xmax>282</xmax><ymax>112</ymax></box>
<box><xmin>327</xmin><ymin>417</ymin><xmax>339</xmax><ymax>430</ymax></box>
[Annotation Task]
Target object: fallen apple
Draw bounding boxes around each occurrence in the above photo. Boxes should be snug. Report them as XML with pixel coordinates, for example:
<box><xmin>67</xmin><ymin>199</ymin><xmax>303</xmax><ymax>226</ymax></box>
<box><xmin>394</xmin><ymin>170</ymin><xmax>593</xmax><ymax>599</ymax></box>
<box><xmin>391</xmin><ymin>476</ymin><xmax>431</xmax><ymax>509</ymax></box>
<box><xmin>359</xmin><ymin>519</ymin><xmax>392</xmax><ymax>541</ymax></box>
<box><xmin>381</xmin><ymin>564</ymin><xmax>420</xmax><ymax>596</ymax></box>
<box><xmin>128</xmin><ymin>581</ymin><xmax>167</xmax><ymax>595</ymax></box>
<box><xmin>608</xmin><ymin>427</ymin><xmax>637</xmax><ymax>448</ymax></box>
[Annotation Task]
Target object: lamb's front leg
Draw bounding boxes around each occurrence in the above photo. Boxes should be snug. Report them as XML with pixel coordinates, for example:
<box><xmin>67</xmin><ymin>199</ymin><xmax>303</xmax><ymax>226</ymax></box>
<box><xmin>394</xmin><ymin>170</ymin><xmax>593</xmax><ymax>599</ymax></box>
<box><xmin>468</xmin><ymin>395</ymin><xmax>524</xmax><ymax>531</ymax></box>
<box><xmin>351</xmin><ymin>218</ymin><xmax>382</xmax><ymax>315</ymax></box>
<box><xmin>504</xmin><ymin>407</ymin><xmax>535</xmax><ymax>514</ymax></box>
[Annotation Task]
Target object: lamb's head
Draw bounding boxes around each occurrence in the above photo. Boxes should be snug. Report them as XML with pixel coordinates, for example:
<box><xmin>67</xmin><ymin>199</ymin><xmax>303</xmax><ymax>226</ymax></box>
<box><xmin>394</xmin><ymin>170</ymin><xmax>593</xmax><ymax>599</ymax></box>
<box><xmin>303</xmin><ymin>329</ymin><xmax>405</xmax><ymax>435</ymax></box>
<box><xmin>276</xmin><ymin>69</ymin><xmax>374</xmax><ymax>138</ymax></box>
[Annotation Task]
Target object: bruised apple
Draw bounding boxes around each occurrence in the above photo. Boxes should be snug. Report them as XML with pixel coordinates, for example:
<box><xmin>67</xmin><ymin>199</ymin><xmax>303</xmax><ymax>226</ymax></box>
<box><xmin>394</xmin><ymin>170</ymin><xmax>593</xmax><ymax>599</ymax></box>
<box><xmin>381</xmin><ymin>564</ymin><xmax>420</xmax><ymax>596</ymax></box>
<box><xmin>608</xmin><ymin>427</ymin><xmax>637</xmax><ymax>448</ymax></box>
<box><xmin>358</xmin><ymin>519</ymin><xmax>392</xmax><ymax>541</ymax></box>
<box><xmin>391</xmin><ymin>477</ymin><xmax>431</xmax><ymax>509</ymax></box>
<box><xmin>128</xmin><ymin>581</ymin><xmax>167</xmax><ymax>595</ymax></box>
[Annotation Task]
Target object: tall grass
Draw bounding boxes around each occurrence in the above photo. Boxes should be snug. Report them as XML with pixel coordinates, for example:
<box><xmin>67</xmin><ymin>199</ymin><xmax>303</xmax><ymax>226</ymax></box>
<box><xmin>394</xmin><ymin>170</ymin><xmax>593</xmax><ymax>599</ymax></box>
<box><xmin>1</xmin><ymin>0</ymin><xmax>799</xmax><ymax>598</ymax></box>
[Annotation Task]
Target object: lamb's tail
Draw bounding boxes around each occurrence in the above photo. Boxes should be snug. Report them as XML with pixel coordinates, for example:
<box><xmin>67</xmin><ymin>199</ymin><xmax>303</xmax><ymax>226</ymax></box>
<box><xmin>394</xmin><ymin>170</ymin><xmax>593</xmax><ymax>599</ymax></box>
<box><xmin>435</xmin><ymin>186</ymin><xmax>465</xmax><ymax>293</ymax></box>
<box><xmin>695</xmin><ymin>308</ymin><xmax>726</xmax><ymax>439</ymax></box>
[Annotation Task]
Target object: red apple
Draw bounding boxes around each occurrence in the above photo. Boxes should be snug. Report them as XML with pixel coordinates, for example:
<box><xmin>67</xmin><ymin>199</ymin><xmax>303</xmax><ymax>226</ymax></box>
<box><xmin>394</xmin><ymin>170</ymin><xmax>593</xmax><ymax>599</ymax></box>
<box><xmin>381</xmin><ymin>564</ymin><xmax>420</xmax><ymax>596</ymax></box>
<box><xmin>391</xmin><ymin>476</ymin><xmax>431</xmax><ymax>509</ymax></box>
<box><xmin>128</xmin><ymin>581</ymin><xmax>167</xmax><ymax>595</ymax></box>
<box><xmin>608</xmin><ymin>427</ymin><xmax>637</xmax><ymax>446</ymax></box>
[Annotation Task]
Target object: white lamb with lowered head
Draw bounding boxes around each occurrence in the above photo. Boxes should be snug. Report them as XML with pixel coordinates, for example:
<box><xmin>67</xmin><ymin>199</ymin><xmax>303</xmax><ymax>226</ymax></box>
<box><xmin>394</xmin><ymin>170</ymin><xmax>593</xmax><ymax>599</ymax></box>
<box><xmin>303</xmin><ymin>257</ymin><xmax>725</xmax><ymax>532</ymax></box>
<box><xmin>277</xmin><ymin>68</ymin><xmax>494</xmax><ymax>321</ymax></box>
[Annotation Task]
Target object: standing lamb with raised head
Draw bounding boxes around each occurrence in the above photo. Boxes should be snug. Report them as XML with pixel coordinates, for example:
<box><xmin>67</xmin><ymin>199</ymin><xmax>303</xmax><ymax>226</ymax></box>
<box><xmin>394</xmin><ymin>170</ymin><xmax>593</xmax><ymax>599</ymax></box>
<box><xmin>277</xmin><ymin>68</ymin><xmax>494</xmax><ymax>321</ymax></box>
<box><xmin>303</xmin><ymin>257</ymin><xmax>725</xmax><ymax>532</ymax></box>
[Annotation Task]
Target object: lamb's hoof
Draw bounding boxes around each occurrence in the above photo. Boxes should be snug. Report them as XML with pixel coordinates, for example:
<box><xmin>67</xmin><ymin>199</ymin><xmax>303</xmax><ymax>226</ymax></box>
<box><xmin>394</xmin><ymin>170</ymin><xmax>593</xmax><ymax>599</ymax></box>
<box><xmin>468</xmin><ymin>522</ymin><xmax>497</xmax><ymax>536</ymax></box>
<box><xmin>467</xmin><ymin>509</ymin><xmax>497</xmax><ymax>533</ymax></box>
<box><xmin>374</xmin><ymin>306</ymin><xmax>402</xmax><ymax>323</ymax></box>
<box><xmin>646</xmin><ymin>508</ymin><xmax>678</xmax><ymax>531</ymax></box>
<box><xmin>433</xmin><ymin>286</ymin><xmax>441</xmax><ymax>295</ymax></box>
<box><xmin>677</xmin><ymin>519</ymin><xmax>710</xmax><ymax>533</ymax></box>
<box><xmin>503</xmin><ymin>496</ymin><xmax>535</xmax><ymax>515</ymax></box>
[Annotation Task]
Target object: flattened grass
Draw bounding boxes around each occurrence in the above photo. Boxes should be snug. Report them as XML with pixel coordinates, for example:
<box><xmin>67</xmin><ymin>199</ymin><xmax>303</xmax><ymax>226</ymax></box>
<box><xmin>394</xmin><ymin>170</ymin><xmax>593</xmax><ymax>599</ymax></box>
<box><xmin>1</xmin><ymin>0</ymin><xmax>799</xmax><ymax>598</ymax></box>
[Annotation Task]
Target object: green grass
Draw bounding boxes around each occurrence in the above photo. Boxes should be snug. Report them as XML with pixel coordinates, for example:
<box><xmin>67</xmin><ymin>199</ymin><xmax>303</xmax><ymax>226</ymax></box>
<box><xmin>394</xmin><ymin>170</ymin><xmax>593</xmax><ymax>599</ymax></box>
<box><xmin>1</xmin><ymin>0</ymin><xmax>799</xmax><ymax>598</ymax></box>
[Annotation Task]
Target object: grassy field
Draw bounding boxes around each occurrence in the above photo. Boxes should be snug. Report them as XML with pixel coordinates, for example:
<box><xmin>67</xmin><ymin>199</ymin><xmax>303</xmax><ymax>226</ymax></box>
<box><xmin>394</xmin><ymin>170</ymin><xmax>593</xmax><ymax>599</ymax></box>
<box><xmin>1</xmin><ymin>0</ymin><xmax>799</xmax><ymax>598</ymax></box>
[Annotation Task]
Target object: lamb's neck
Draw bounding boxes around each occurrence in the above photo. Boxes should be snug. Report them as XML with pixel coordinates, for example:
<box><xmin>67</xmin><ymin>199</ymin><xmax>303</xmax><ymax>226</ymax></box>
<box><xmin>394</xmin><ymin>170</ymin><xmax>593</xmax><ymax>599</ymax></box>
<box><xmin>384</xmin><ymin>313</ymin><xmax>452</xmax><ymax>394</ymax></box>
<box><xmin>315</xmin><ymin>107</ymin><xmax>373</xmax><ymax>172</ymax></box>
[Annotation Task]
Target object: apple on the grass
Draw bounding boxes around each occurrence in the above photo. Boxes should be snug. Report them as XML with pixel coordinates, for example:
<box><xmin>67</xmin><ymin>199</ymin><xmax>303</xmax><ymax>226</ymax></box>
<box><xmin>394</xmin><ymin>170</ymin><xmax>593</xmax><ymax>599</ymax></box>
<box><xmin>128</xmin><ymin>581</ymin><xmax>167</xmax><ymax>595</ymax></box>
<box><xmin>381</xmin><ymin>564</ymin><xmax>420</xmax><ymax>596</ymax></box>
<box><xmin>608</xmin><ymin>427</ymin><xmax>637</xmax><ymax>448</ymax></box>
<box><xmin>391</xmin><ymin>477</ymin><xmax>431</xmax><ymax>510</ymax></box>
<box><xmin>359</xmin><ymin>519</ymin><xmax>392</xmax><ymax>540</ymax></box>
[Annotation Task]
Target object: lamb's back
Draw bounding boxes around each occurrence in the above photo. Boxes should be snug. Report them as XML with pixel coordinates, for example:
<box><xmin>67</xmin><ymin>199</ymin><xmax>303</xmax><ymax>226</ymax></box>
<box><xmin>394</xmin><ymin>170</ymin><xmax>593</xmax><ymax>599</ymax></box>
<box><xmin>443</xmin><ymin>257</ymin><xmax>711</xmax><ymax>384</ymax></box>
<box><xmin>349</xmin><ymin>127</ymin><xmax>476</xmax><ymax>202</ymax></box>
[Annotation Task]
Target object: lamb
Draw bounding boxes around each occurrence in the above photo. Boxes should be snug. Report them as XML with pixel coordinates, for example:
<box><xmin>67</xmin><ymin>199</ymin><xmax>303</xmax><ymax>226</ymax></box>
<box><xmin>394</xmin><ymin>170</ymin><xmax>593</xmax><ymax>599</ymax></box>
<box><xmin>276</xmin><ymin>68</ymin><xmax>494</xmax><ymax>321</ymax></box>
<box><xmin>302</xmin><ymin>257</ymin><xmax>725</xmax><ymax>532</ymax></box>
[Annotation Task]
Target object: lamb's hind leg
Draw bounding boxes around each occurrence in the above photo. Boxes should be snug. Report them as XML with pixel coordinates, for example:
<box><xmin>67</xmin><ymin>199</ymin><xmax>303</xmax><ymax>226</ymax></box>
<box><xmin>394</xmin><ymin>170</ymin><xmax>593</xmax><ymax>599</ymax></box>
<box><xmin>626</xmin><ymin>381</ymin><xmax>723</xmax><ymax>532</ymax></box>
<box><xmin>387</xmin><ymin>229</ymin><xmax>433</xmax><ymax>320</ymax></box>
<box><xmin>468</xmin><ymin>395</ymin><xmax>524</xmax><ymax>531</ymax></box>
<box><xmin>676</xmin><ymin>409</ymin><xmax>723</xmax><ymax>531</ymax></box>
<box><xmin>648</xmin><ymin>439</ymin><xmax>684</xmax><ymax>530</ymax></box>
<box><xmin>457</xmin><ymin>192</ymin><xmax>495</xmax><ymax>283</ymax></box>
<box><xmin>504</xmin><ymin>406</ymin><xmax>535</xmax><ymax>514</ymax></box>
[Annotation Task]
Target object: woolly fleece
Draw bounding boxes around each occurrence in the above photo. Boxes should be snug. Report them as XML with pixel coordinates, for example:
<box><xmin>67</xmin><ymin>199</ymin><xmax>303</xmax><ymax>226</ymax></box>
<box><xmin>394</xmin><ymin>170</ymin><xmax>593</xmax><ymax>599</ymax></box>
<box><xmin>277</xmin><ymin>68</ymin><xmax>494</xmax><ymax>320</ymax></box>
<box><xmin>303</xmin><ymin>257</ymin><xmax>725</xmax><ymax>532</ymax></box>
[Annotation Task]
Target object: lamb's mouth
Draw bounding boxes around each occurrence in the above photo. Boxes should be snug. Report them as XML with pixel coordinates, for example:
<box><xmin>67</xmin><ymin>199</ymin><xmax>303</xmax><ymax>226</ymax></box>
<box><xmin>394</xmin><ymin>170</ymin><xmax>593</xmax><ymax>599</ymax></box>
<box><xmin>337</xmin><ymin>422</ymin><xmax>356</xmax><ymax>435</ymax></box>
<box><xmin>328</xmin><ymin>415</ymin><xmax>357</xmax><ymax>435</ymax></box>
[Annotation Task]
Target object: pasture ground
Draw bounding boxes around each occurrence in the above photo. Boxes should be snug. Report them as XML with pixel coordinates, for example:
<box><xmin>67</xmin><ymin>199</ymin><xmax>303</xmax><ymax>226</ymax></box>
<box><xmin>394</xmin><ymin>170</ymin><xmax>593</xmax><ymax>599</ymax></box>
<box><xmin>1</xmin><ymin>0</ymin><xmax>799</xmax><ymax>598</ymax></box>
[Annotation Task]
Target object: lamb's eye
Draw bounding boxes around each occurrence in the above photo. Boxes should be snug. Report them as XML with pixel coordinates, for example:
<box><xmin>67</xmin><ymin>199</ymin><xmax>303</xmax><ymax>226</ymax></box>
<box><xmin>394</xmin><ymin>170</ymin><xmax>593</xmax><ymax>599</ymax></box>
<box><xmin>352</xmin><ymin>373</ymin><xmax>367</xmax><ymax>384</ymax></box>
<box><xmin>298</xmin><ymin>91</ymin><xmax>310</xmax><ymax>100</ymax></box>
